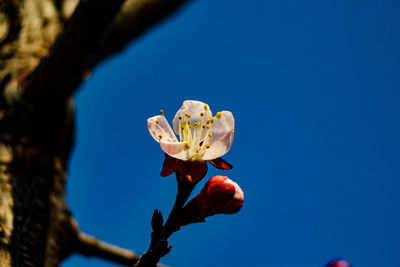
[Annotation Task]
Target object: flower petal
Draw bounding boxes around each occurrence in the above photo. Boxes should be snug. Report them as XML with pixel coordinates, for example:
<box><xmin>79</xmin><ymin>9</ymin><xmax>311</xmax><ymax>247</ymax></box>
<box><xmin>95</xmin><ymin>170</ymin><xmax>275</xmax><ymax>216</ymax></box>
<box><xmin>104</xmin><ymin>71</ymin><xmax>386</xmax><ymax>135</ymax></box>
<box><xmin>172</xmin><ymin>100</ymin><xmax>212</xmax><ymax>135</ymax></box>
<box><xmin>148</xmin><ymin>115</ymin><xmax>178</xmax><ymax>143</ymax></box>
<box><xmin>225</xmin><ymin>179</ymin><xmax>244</xmax><ymax>202</ymax></box>
<box><xmin>160</xmin><ymin>141</ymin><xmax>193</xmax><ymax>161</ymax></box>
<box><xmin>202</xmin><ymin>131</ymin><xmax>234</xmax><ymax>160</ymax></box>
<box><xmin>202</xmin><ymin>111</ymin><xmax>234</xmax><ymax>160</ymax></box>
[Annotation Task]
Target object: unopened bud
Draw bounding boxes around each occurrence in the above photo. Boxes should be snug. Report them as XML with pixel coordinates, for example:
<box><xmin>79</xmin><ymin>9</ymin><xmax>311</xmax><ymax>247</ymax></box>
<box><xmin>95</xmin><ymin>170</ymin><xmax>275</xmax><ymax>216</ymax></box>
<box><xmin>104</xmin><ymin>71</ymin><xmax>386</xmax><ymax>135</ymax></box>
<box><xmin>326</xmin><ymin>259</ymin><xmax>351</xmax><ymax>267</ymax></box>
<box><xmin>186</xmin><ymin>176</ymin><xmax>244</xmax><ymax>218</ymax></box>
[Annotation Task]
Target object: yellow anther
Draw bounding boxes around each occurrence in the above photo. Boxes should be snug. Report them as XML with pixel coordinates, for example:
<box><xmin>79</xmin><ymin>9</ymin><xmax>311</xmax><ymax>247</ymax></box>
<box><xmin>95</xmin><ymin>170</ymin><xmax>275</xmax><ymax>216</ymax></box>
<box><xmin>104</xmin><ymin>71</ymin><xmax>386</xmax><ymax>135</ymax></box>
<box><xmin>216</xmin><ymin>112</ymin><xmax>222</xmax><ymax>119</ymax></box>
<box><xmin>200</xmin><ymin>112</ymin><xmax>204</xmax><ymax>117</ymax></box>
<box><xmin>206</xmin><ymin>125</ymin><xmax>210</xmax><ymax>129</ymax></box>
<box><xmin>208</xmin><ymin>133</ymin><xmax>212</xmax><ymax>137</ymax></box>
<box><xmin>204</xmin><ymin>105</ymin><xmax>208</xmax><ymax>111</ymax></box>
<box><xmin>158</xmin><ymin>134</ymin><xmax>163</xmax><ymax>139</ymax></box>
<box><xmin>184</xmin><ymin>142</ymin><xmax>191</xmax><ymax>149</ymax></box>
<box><xmin>178</xmin><ymin>116</ymin><xmax>182</xmax><ymax>120</ymax></box>
<box><xmin>202</xmin><ymin>125</ymin><xmax>206</xmax><ymax>129</ymax></box>
<box><xmin>205</xmin><ymin>144</ymin><xmax>210</xmax><ymax>149</ymax></box>
<box><xmin>160</xmin><ymin>110</ymin><xmax>164</xmax><ymax>115</ymax></box>
<box><xmin>181</xmin><ymin>127</ymin><xmax>184</xmax><ymax>130</ymax></box>
<box><xmin>184</xmin><ymin>113</ymin><xmax>191</xmax><ymax>118</ymax></box>
<box><xmin>155</xmin><ymin>120</ymin><xmax>159</xmax><ymax>124</ymax></box>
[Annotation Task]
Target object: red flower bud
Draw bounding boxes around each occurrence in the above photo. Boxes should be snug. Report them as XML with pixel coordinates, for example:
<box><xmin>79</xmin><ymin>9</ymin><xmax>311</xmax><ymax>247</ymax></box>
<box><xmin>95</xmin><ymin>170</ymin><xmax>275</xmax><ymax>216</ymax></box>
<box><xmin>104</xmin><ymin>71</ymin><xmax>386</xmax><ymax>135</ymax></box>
<box><xmin>326</xmin><ymin>259</ymin><xmax>351</xmax><ymax>267</ymax></box>
<box><xmin>188</xmin><ymin>176</ymin><xmax>244</xmax><ymax>218</ymax></box>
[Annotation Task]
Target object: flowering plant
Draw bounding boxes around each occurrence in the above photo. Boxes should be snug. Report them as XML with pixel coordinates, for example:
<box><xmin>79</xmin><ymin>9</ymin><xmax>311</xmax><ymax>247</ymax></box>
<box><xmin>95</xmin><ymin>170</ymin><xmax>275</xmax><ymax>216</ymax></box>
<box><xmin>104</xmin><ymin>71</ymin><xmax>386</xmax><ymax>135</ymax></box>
<box><xmin>138</xmin><ymin>100</ymin><xmax>243</xmax><ymax>266</ymax></box>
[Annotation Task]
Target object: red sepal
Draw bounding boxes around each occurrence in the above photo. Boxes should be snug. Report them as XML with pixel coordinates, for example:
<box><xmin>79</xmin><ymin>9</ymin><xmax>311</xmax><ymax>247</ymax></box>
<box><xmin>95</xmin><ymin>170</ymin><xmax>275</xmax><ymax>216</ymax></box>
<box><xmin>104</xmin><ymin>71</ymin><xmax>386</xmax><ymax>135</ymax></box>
<box><xmin>161</xmin><ymin>154</ymin><xmax>177</xmax><ymax>177</ymax></box>
<box><xmin>175</xmin><ymin>159</ymin><xmax>208</xmax><ymax>184</ymax></box>
<box><xmin>160</xmin><ymin>154</ymin><xmax>208</xmax><ymax>183</ymax></box>
<box><xmin>208</xmin><ymin>157</ymin><xmax>233</xmax><ymax>170</ymax></box>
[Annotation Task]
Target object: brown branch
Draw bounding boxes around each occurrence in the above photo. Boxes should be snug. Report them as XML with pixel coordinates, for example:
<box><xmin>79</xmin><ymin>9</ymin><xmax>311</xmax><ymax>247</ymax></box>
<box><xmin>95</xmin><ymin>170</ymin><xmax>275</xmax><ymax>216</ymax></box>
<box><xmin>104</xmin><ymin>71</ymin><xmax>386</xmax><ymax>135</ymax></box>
<box><xmin>21</xmin><ymin>0</ymin><xmax>127</xmax><ymax>109</ymax></box>
<box><xmin>75</xmin><ymin>231</ymin><xmax>167</xmax><ymax>267</ymax></box>
<box><xmin>20</xmin><ymin>0</ymin><xmax>192</xmax><ymax>110</ymax></box>
<box><xmin>76</xmin><ymin>232</ymin><xmax>140</xmax><ymax>266</ymax></box>
<box><xmin>91</xmin><ymin>0</ymin><xmax>191</xmax><ymax>67</ymax></box>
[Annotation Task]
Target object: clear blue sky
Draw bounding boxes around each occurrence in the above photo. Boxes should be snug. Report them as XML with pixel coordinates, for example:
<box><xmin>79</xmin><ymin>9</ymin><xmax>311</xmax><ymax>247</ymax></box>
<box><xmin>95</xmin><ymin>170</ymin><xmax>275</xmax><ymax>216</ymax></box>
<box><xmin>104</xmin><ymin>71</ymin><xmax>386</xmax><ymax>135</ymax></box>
<box><xmin>63</xmin><ymin>1</ymin><xmax>400</xmax><ymax>267</ymax></box>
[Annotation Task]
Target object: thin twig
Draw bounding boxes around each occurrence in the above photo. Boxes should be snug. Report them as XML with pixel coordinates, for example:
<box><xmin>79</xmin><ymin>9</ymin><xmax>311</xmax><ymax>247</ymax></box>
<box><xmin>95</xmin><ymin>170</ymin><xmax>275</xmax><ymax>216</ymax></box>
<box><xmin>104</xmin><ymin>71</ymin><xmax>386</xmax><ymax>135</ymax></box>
<box><xmin>75</xmin><ymin>231</ymin><xmax>168</xmax><ymax>267</ymax></box>
<box><xmin>137</xmin><ymin>175</ymin><xmax>195</xmax><ymax>266</ymax></box>
<box><xmin>160</xmin><ymin>177</ymin><xmax>195</xmax><ymax>241</ymax></box>
<box><xmin>76</xmin><ymin>232</ymin><xmax>140</xmax><ymax>266</ymax></box>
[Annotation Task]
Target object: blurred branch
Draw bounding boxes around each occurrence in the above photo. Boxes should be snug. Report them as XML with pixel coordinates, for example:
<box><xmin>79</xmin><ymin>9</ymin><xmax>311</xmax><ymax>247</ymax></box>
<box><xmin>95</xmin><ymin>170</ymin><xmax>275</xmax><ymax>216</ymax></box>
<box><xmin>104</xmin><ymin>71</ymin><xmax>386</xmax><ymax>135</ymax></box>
<box><xmin>20</xmin><ymin>0</ymin><xmax>191</xmax><ymax>110</ymax></box>
<box><xmin>76</xmin><ymin>231</ymin><xmax>167</xmax><ymax>267</ymax></box>
<box><xmin>91</xmin><ymin>0</ymin><xmax>191</xmax><ymax>67</ymax></box>
<box><xmin>76</xmin><ymin>232</ymin><xmax>140</xmax><ymax>266</ymax></box>
<box><xmin>21</xmin><ymin>0</ymin><xmax>126</xmax><ymax>109</ymax></box>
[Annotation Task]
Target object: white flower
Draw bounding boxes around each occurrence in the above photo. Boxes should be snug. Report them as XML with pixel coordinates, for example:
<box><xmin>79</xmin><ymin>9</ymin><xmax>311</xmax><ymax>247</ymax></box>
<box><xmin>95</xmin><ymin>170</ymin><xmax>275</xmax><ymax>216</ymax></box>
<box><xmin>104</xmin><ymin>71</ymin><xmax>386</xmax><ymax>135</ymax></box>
<box><xmin>148</xmin><ymin>100</ymin><xmax>234</xmax><ymax>161</ymax></box>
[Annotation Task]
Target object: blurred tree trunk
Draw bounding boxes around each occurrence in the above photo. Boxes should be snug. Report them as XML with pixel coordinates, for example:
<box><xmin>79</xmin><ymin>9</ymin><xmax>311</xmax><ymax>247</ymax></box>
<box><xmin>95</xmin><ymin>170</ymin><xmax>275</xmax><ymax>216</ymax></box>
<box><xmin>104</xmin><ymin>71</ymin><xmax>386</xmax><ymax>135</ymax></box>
<box><xmin>0</xmin><ymin>0</ymin><xmax>188</xmax><ymax>266</ymax></box>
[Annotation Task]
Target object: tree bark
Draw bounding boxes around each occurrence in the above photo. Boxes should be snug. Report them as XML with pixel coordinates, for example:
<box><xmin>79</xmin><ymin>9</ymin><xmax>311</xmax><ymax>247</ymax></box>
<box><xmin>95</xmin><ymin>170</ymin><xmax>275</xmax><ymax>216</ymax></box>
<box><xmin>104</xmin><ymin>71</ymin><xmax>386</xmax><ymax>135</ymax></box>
<box><xmin>0</xmin><ymin>0</ymin><xmax>189</xmax><ymax>266</ymax></box>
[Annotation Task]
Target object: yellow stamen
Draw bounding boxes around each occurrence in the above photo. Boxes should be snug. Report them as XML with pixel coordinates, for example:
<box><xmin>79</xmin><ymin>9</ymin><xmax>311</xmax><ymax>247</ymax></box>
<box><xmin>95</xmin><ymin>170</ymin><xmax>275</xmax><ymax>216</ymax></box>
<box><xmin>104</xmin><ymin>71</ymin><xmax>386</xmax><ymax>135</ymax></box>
<box><xmin>155</xmin><ymin>120</ymin><xmax>159</xmax><ymax>124</ymax></box>
<box><xmin>204</xmin><ymin>105</ymin><xmax>208</xmax><ymax>111</ymax></box>
<box><xmin>200</xmin><ymin>112</ymin><xmax>204</xmax><ymax>117</ymax></box>
<box><xmin>158</xmin><ymin>134</ymin><xmax>163</xmax><ymax>139</ymax></box>
<box><xmin>216</xmin><ymin>112</ymin><xmax>222</xmax><ymax>119</ymax></box>
<box><xmin>160</xmin><ymin>110</ymin><xmax>164</xmax><ymax>115</ymax></box>
<box><xmin>184</xmin><ymin>142</ymin><xmax>191</xmax><ymax>149</ymax></box>
<box><xmin>179</xmin><ymin>116</ymin><xmax>182</xmax><ymax>120</ymax></box>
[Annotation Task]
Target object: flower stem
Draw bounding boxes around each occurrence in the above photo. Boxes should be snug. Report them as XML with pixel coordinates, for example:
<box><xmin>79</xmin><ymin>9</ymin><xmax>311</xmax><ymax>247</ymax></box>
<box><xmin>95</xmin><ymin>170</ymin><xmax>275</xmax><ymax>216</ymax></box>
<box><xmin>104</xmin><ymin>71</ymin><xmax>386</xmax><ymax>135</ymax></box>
<box><xmin>149</xmin><ymin>174</ymin><xmax>195</xmax><ymax>249</ymax></box>
<box><xmin>162</xmin><ymin>176</ymin><xmax>195</xmax><ymax>239</ymax></box>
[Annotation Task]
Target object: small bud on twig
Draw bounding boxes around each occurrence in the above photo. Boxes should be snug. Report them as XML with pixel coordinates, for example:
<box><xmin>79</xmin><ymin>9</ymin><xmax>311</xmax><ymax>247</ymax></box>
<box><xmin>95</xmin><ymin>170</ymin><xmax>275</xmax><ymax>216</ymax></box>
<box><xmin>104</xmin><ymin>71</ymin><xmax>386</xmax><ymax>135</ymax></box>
<box><xmin>182</xmin><ymin>176</ymin><xmax>244</xmax><ymax>222</ymax></box>
<box><xmin>151</xmin><ymin>210</ymin><xmax>164</xmax><ymax>234</ymax></box>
